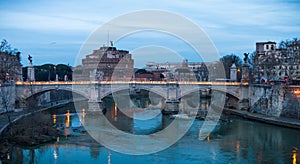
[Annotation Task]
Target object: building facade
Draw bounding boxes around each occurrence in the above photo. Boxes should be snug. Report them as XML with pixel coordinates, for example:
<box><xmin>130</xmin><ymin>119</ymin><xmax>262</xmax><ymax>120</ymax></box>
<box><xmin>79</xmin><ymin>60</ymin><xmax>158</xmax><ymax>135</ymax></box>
<box><xmin>254</xmin><ymin>40</ymin><xmax>300</xmax><ymax>83</ymax></box>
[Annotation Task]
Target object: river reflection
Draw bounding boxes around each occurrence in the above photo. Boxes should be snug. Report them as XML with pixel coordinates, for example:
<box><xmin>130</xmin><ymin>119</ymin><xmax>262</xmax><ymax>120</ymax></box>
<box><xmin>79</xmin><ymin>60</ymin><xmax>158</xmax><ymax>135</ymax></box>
<box><xmin>3</xmin><ymin>97</ymin><xmax>300</xmax><ymax>163</ymax></box>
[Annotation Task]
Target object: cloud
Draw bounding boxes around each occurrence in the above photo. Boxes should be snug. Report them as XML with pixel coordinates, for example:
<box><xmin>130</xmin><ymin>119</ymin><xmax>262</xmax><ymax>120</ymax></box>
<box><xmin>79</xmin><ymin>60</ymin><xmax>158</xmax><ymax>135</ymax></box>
<box><xmin>0</xmin><ymin>11</ymin><xmax>100</xmax><ymax>31</ymax></box>
<box><xmin>1</xmin><ymin>0</ymin><xmax>299</xmax><ymax>66</ymax></box>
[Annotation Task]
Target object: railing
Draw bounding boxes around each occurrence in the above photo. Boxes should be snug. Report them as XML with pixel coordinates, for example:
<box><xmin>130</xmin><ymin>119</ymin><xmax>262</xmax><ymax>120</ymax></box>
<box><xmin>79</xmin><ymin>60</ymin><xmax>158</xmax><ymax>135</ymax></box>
<box><xmin>15</xmin><ymin>81</ymin><xmax>248</xmax><ymax>86</ymax></box>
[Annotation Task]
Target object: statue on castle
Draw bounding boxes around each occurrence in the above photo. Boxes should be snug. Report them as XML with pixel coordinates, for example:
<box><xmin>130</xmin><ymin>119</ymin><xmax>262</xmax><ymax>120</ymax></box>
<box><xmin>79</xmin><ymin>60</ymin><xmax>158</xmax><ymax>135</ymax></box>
<box><xmin>28</xmin><ymin>55</ymin><xmax>33</xmax><ymax>64</ymax></box>
<box><xmin>243</xmin><ymin>53</ymin><xmax>249</xmax><ymax>64</ymax></box>
<box><xmin>232</xmin><ymin>56</ymin><xmax>237</xmax><ymax>64</ymax></box>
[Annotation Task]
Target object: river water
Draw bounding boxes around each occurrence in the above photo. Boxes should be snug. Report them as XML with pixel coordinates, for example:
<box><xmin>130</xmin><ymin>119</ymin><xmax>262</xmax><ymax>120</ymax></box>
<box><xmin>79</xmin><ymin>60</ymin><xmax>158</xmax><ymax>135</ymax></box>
<box><xmin>5</xmin><ymin>97</ymin><xmax>300</xmax><ymax>163</ymax></box>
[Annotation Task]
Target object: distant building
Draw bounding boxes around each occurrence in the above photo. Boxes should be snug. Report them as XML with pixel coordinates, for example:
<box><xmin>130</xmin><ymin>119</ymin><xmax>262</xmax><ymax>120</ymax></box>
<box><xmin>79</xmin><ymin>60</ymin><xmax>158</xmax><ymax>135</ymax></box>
<box><xmin>73</xmin><ymin>45</ymin><xmax>134</xmax><ymax>81</ymax></box>
<box><xmin>0</xmin><ymin>52</ymin><xmax>22</xmax><ymax>83</ymax></box>
<box><xmin>254</xmin><ymin>41</ymin><xmax>278</xmax><ymax>82</ymax></box>
<box><xmin>144</xmin><ymin>60</ymin><xmax>209</xmax><ymax>81</ymax></box>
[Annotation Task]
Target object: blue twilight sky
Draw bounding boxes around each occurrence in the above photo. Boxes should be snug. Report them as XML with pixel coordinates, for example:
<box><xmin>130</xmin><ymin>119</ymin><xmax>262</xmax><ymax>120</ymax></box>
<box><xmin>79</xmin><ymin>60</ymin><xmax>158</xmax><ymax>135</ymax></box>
<box><xmin>0</xmin><ymin>0</ymin><xmax>299</xmax><ymax>68</ymax></box>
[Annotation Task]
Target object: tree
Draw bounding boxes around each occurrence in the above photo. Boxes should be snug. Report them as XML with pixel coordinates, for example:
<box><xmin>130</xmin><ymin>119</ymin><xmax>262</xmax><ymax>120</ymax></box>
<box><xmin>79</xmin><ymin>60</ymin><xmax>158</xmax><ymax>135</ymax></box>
<box><xmin>0</xmin><ymin>39</ymin><xmax>22</xmax><ymax>83</ymax></box>
<box><xmin>0</xmin><ymin>39</ymin><xmax>19</xmax><ymax>55</ymax></box>
<box><xmin>220</xmin><ymin>54</ymin><xmax>243</xmax><ymax>80</ymax></box>
<box><xmin>278</xmin><ymin>38</ymin><xmax>299</xmax><ymax>49</ymax></box>
<box><xmin>0</xmin><ymin>40</ymin><xmax>21</xmax><ymax>136</ymax></box>
<box><xmin>0</xmin><ymin>82</ymin><xmax>15</xmax><ymax>136</ymax></box>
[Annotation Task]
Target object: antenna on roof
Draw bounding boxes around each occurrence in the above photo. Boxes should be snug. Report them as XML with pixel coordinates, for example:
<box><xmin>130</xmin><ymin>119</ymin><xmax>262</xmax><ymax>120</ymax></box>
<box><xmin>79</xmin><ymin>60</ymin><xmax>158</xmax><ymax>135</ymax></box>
<box><xmin>107</xmin><ymin>31</ymin><xmax>110</xmax><ymax>47</ymax></box>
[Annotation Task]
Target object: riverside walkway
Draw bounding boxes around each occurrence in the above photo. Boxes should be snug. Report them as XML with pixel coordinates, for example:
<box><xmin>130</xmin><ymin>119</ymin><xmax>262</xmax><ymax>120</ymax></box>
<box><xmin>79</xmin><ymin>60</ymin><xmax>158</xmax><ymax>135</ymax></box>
<box><xmin>223</xmin><ymin>108</ymin><xmax>300</xmax><ymax>130</ymax></box>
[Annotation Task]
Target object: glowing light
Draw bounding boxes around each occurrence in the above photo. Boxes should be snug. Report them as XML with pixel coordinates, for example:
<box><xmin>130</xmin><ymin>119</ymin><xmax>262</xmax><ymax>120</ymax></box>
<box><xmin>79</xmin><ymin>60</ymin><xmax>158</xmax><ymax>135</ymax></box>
<box><xmin>66</xmin><ymin>110</ymin><xmax>70</xmax><ymax>127</ymax></box>
<box><xmin>292</xmin><ymin>152</ymin><xmax>297</xmax><ymax>164</ymax></box>
<box><xmin>53</xmin><ymin>150</ymin><xmax>58</xmax><ymax>159</ymax></box>
<box><xmin>113</xmin><ymin>104</ymin><xmax>118</xmax><ymax>121</ymax></box>
<box><xmin>294</xmin><ymin>89</ymin><xmax>300</xmax><ymax>95</ymax></box>
<box><xmin>81</xmin><ymin>108</ymin><xmax>86</xmax><ymax>125</ymax></box>
<box><xmin>292</xmin><ymin>148</ymin><xmax>298</xmax><ymax>164</ymax></box>
<box><xmin>207</xmin><ymin>135</ymin><xmax>210</xmax><ymax>142</ymax></box>
<box><xmin>53</xmin><ymin>114</ymin><xmax>57</xmax><ymax>124</ymax></box>
<box><xmin>15</xmin><ymin>81</ymin><xmax>244</xmax><ymax>86</ymax></box>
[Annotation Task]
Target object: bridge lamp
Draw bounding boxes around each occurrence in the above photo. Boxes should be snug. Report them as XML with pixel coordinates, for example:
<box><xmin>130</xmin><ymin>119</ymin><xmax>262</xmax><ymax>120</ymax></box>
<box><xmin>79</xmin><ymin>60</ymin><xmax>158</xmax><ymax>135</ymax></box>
<box><xmin>293</xmin><ymin>89</ymin><xmax>300</xmax><ymax>96</ymax></box>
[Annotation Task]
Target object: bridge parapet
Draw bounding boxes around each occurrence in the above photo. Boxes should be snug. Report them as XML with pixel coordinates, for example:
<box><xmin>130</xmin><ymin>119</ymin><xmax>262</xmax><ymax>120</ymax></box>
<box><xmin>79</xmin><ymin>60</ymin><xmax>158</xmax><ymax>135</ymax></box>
<box><xmin>12</xmin><ymin>81</ymin><xmax>249</xmax><ymax>112</ymax></box>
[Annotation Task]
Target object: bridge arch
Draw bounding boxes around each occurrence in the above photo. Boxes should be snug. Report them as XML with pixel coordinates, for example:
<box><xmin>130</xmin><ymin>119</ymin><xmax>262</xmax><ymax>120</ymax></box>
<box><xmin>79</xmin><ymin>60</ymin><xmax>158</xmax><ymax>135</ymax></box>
<box><xmin>22</xmin><ymin>87</ymin><xmax>89</xmax><ymax>100</ymax></box>
<box><xmin>100</xmin><ymin>85</ymin><xmax>167</xmax><ymax>100</ymax></box>
<box><xmin>180</xmin><ymin>86</ymin><xmax>240</xmax><ymax>101</ymax></box>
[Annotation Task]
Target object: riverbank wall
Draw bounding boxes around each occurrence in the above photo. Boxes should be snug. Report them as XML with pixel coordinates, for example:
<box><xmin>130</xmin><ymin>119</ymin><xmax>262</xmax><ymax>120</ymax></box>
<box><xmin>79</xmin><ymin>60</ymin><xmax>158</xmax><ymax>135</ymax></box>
<box><xmin>249</xmin><ymin>85</ymin><xmax>300</xmax><ymax>120</ymax></box>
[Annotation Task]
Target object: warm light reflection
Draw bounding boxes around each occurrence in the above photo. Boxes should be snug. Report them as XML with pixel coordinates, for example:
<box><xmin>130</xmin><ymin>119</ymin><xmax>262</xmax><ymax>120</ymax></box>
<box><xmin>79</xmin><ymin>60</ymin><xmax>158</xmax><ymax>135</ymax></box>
<box><xmin>53</xmin><ymin>114</ymin><xmax>57</xmax><ymax>124</ymax></box>
<box><xmin>292</xmin><ymin>148</ymin><xmax>297</xmax><ymax>164</ymax></box>
<box><xmin>293</xmin><ymin>153</ymin><xmax>297</xmax><ymax>164</ymax></box>
<box><xmin>236</xmin><ymin>141</ymin><xmax>240</xmax><ymax>155</ymax></box>
<box><xmin>207</xmin><ymin>135</ymin><xmax>210</xmax><ymax>142</ymax></box>
<box><xmin>66</xmin><ymin>110</ymin><xmax>70</xmax><ymax>127</ymax></box>
<box><xmin>113</xmin><ymin>104</ymin><xmax>118</xmax><ymax>121</ymax></box>
<box><xmin>53</xmin><ymin>150</ymin><xmax>58</xmax><ymax>160</ymax></box>
<box><xmin>81</xmin><ymin>108</ymin><xmax>86</xmax><ymax>125</ymax></box>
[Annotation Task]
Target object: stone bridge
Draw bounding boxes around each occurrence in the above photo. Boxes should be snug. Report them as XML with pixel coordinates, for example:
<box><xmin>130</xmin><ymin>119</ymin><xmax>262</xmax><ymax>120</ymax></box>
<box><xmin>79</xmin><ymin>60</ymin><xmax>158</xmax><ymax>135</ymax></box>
<box><xmin>14</xmin><ymin>81</ymin><xmax>246</xmax><ymax>100</ymax></box>
<box><xmin>2</xmin><ymin>81</ymin><xmax>299</xmax><ymax>118</ymax></box>
<box><xmin>10</xmin><ymin>81</ymin><xmax>249</xmax><ymax>111</ymax></box>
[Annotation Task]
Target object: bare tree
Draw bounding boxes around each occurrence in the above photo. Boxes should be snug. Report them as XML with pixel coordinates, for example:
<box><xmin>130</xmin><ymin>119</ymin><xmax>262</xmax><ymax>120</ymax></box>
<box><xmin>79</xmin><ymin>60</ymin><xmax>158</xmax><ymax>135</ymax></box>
<box><xmin>0</xmin><ymin>82</ymin><xmax>15</xmax><ymax>136</ymax></box>
<box><xmin>0</xmin><ymin>40</ymin><xmax>22</xmax><ymax>83</ymax></box>
<box><xmin>0</xmin><ymin>40</ymin><xmax>21</xmax><ymax>135</ymax></box>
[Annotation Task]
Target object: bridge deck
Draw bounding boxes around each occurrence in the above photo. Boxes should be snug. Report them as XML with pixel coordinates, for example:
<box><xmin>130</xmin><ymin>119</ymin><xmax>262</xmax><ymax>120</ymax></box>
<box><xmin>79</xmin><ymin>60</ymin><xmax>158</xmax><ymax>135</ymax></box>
<box><xmin>15</xmin><ymin>81</ymin><xmax>248</xmax><ymax>86</ymax></box>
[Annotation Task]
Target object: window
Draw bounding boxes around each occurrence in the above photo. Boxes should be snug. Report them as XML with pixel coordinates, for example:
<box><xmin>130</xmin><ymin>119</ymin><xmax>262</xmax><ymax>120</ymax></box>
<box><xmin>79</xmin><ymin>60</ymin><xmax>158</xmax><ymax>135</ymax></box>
<box><xmin>266</xmin><ymin>45</ymin><xmax>269</xmax><ymax>49</ymax></box>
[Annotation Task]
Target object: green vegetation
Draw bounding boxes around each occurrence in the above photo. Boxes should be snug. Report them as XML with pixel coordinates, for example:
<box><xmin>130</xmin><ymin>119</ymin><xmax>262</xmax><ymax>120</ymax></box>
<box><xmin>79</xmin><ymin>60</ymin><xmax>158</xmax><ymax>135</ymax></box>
<box><xmin>220</xmin><ymin>54</ymin><xmax>243</xmax><ymax>80</ymax></box>
<box><xmin>23</xmin><ymin>64</ymin><xmax>72</xmax><ymax>81</ymax></box>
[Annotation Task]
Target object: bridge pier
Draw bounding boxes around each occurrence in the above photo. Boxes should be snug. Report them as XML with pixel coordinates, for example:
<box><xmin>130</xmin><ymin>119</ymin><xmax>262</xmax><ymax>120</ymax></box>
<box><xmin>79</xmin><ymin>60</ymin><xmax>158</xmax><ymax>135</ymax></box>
<box><xmin>163</xmin><ymin>83</ymin><xmax>180</xmax><ymax>114</ymax></box>
<box><xmin>164</xmin><ymin>100</ymin><xmax>180</xmax><ymax>114</ymax></box>
<box><xmin>88</xmin><ymin>100</ymin><xmax>104</xmax><ymax>113</ymax></box>
<box><xmin>239</xmin><ymin>60</ymin><xmax>250</xmax><ymax>110</ymax></box>
<box><xmin>239</xmin><ymin>85</ymin><xmax>250</xmax><ymax>110</ymax></box>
